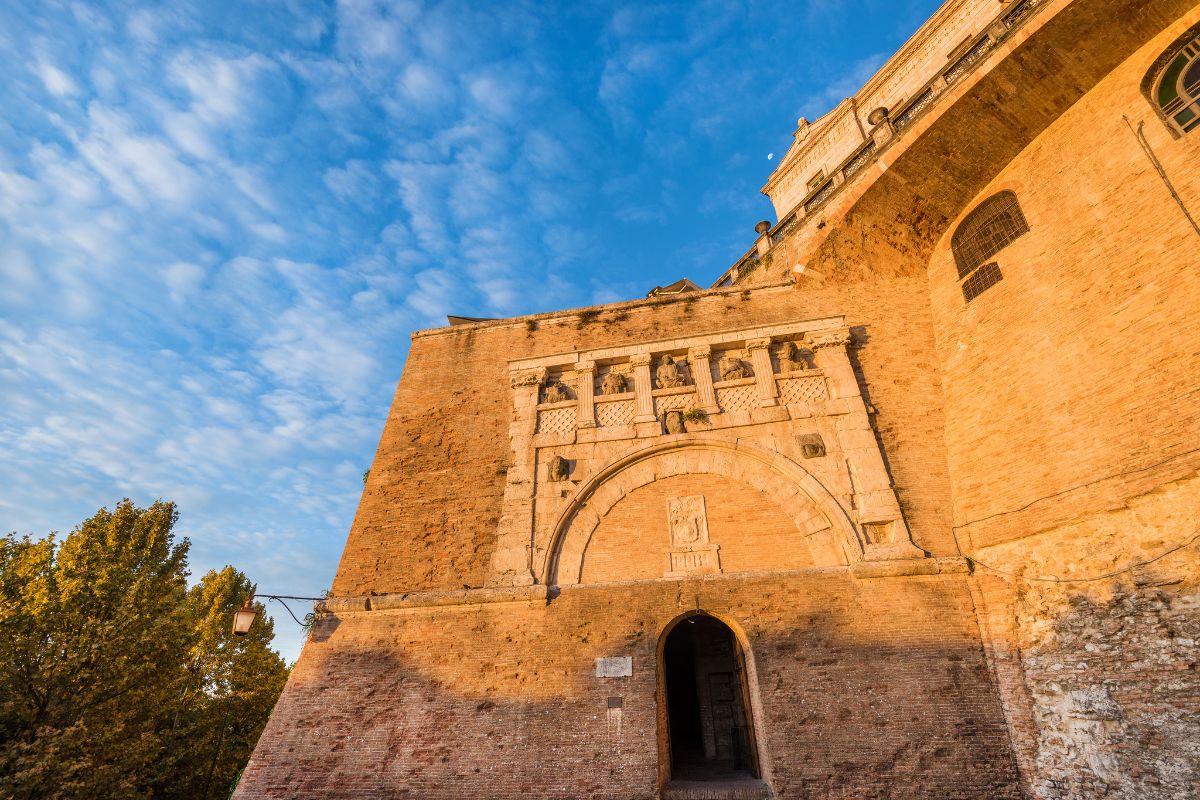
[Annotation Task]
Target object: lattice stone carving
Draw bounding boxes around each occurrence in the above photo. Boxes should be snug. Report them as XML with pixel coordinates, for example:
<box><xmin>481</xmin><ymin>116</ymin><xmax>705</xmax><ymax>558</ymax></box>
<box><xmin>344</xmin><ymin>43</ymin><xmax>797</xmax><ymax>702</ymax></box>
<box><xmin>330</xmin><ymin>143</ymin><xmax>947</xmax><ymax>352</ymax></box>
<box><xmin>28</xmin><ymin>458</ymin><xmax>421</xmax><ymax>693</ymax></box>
<box><xmin>716</xmin><ymin>383</ymin><xmax>756</xmax><ymax>412</ymax></box>
<box><xmin>537</xmin><ymin>406</ymin><xmax>577</xmax><ymax>435</ymax></box>
<box><xmin>778</xmin><ymin>376</ymin><xmax>827</xmax><ymax>406</ymax></box>
<box><xmin>596</xmin><ymin>399</ymin><xmax>636</xmax><ymax>427</ymax></box>
<box><xmin>654</xmin><ymin>391</ymin><xmax>699</xmax><ymax>417</ymax></box>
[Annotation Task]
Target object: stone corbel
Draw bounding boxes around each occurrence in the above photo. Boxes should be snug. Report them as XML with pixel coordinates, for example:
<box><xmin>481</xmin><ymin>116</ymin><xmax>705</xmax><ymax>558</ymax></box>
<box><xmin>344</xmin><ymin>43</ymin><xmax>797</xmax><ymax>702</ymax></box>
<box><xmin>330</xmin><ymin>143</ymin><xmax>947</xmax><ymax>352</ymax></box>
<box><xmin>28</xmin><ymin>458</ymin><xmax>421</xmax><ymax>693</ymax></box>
<box><xmin>687</xmin><ymin>345</ymin><xmax>720</xmax><ymax>414</ymax></box>
<box><xmin>576</xmin><ymin>360</ymin><xmax>596</xmax><ymax>428</ymax></box>
<box><xmin>746</xmin><ymin>337</ymin><xmax>779</xmax><ymax>407</ymax></box>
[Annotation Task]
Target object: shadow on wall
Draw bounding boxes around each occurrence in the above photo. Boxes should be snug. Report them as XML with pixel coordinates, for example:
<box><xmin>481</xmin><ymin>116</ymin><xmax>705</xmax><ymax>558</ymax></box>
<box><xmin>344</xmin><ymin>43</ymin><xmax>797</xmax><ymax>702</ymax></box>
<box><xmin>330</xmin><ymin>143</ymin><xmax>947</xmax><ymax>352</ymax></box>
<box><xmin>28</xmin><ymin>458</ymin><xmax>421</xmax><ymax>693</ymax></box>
<box><xmin>237</xmin><ymin>574</ymin><xmax>1024</xmax><ymax>800</ymax></box>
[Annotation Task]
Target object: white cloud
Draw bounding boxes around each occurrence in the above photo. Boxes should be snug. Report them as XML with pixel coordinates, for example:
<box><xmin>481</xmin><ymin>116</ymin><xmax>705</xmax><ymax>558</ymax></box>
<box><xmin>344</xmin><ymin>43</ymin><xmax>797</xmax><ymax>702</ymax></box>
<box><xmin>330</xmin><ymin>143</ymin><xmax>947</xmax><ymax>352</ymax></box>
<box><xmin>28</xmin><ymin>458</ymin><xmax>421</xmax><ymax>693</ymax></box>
<box><xmin>163</xmin><ymin>261</ymin><xmax>206</xmax><ymax>303</ymax></box>
<box><xmin>37</xmin><ymin>58</ymin><xmax>82</xmax><ymax>97</ymax></box>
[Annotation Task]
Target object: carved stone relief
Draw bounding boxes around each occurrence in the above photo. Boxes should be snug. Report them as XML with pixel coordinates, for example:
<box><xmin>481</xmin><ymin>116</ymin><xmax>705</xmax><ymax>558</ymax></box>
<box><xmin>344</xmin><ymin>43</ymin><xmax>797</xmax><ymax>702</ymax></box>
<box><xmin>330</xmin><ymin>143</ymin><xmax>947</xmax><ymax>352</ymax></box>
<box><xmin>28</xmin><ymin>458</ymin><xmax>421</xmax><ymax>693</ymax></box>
<box><xmin>656</xmin><ymin>355</ymin><xmax>687</xmax><ymax>388</ymax></box>
<box><xmin>547</xmin><ymin>455</ymin><xmax>570</xmax><ymax>482</ymax></box>
<box><xmin>779</xmin><ymin>341</ymin><xmax>813</xmax><ymax>373</ymax></box>
<box><xmin>717</xmin><ymin>353</ymin><xmax>751</xmax><ymax>381</ymax></box>
<box><xmin>665</xmin><ymin>495</ymin><xmax>721</xmax><ymax>577</ymax></box>
<box><xmin>600</xmin><ymin>370</ymin><xmax>628</xmax><ymax>396</ymax></box>
<box><xmin>663</xmin><ymin>410</ymin><xmax>686</xmax><ymax>434</ymax></box>
<box><xmin>543</xmin><ymin>379</ymin><xmax>571</xmax><ymax>404</ymax></box>
<box><xmin>798</xmin><ymin>433</ymin><xmax>826</xmax><ymax>459</ymax></box>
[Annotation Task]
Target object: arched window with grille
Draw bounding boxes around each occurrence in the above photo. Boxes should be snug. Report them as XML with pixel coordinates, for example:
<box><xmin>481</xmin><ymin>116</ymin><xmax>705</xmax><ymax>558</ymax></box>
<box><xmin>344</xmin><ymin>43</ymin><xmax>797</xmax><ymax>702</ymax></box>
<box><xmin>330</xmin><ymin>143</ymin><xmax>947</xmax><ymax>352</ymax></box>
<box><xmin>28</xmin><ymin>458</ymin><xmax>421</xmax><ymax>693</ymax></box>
<box><xmin>1144</xmin><ymin>24</ymin><xmax>1200</xmax><ymax>136</ymax></box>
<box><xmin>951</xmin><ymin>191</ymin><xmax>1029</xmax><ymax>302</ymax></box>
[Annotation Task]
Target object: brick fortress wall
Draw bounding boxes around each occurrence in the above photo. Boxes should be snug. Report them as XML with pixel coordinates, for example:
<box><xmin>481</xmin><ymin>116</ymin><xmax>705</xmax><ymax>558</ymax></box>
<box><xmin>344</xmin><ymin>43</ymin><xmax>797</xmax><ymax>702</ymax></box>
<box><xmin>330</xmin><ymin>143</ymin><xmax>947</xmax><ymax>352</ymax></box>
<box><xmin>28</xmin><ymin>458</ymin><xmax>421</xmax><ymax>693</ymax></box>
<box><xmin>235</xmin><ymin>272</ymin><xmax>1024</xmax><ymax>797</ymax></box>
<box><xmin>927</xmin><ymin>11</ymin><xmax>1200</xmax><ymax>799</ymax></box>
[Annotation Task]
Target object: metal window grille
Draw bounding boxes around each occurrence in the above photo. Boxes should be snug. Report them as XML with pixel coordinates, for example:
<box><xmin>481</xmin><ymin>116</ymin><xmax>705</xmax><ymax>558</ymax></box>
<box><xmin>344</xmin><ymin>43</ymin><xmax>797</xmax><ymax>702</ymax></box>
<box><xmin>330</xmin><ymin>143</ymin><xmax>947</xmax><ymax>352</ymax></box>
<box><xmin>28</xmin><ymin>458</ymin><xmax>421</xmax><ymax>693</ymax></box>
<box><xmin>803</xmin><ymin>179</ymin><xmax>835</xmax><ymax>213</ymax></box>
<box><xmin>1003</xmin><ymin>0</ymin><xmax>1038</xmax><ymax>29</ymax></box>
<box><xmin>951</xmin><ymin>191</ymin><xmax>1029</xmax><ymax>278</ymax></box>
<box><xmin>944</xmin><ymin>36</ymin><xmax>993</xmax><ymax>85</ymax></box>
<box><xmin>842</xmin><ymin>140</ymin><xmax>878</xmax><ymax>181</ymax></box>
<box><xmin>892</xmin><ymin>88</ymin><xmax>935</xmax><ymax>131</ymax></box>
<box><xmin>962</xmin><ymin>262</ymin><xmax>1003</xmax><ymax>302</ymax></box>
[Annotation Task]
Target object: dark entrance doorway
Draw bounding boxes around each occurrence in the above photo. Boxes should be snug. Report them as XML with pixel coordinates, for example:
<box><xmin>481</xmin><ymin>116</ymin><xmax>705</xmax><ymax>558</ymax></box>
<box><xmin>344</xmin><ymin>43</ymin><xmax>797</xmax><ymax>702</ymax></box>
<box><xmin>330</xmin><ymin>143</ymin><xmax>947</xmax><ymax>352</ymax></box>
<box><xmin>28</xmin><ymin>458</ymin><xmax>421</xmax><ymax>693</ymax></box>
<box><xmin>662</xmin><ymin>615</ymin><xmax>760</xmax><ymax>784</ymax></box>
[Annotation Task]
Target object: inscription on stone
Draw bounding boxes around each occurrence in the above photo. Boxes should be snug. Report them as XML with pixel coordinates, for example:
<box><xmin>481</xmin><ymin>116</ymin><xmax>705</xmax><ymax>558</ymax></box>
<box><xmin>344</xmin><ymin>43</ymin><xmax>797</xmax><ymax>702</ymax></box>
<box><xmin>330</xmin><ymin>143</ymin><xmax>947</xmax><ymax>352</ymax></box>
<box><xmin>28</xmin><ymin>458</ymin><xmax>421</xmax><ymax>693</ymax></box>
<box><xmin>595</xmin><ymin>656</ymin><xmax>633</xmax><ymax>678</ymax></box>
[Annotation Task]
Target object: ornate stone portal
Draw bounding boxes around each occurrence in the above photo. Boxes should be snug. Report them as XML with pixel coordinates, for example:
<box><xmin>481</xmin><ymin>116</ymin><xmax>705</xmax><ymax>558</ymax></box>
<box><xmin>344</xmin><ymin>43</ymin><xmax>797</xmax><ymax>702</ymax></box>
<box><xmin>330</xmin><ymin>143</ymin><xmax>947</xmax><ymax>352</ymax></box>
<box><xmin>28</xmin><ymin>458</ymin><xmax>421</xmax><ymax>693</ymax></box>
<box><xmin>490</xmin><ymin>316</ymin><xmax>927</xmax><ymax>589</ymax></box>
<box><xmin>665</xmin><ymin>495</ymin><xmax>721</xmax><ymax>577</ymax></box>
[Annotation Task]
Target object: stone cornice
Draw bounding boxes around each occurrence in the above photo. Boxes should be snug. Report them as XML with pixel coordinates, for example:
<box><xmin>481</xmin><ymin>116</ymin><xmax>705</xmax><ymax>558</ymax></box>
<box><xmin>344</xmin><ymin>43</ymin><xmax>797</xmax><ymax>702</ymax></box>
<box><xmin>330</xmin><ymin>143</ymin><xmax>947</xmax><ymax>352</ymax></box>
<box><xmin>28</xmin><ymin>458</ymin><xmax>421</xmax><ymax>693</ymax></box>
<box><xmin>412</xmin><ymin>281</ymin><xmax>795</xmax><ymax>340</ymax></box>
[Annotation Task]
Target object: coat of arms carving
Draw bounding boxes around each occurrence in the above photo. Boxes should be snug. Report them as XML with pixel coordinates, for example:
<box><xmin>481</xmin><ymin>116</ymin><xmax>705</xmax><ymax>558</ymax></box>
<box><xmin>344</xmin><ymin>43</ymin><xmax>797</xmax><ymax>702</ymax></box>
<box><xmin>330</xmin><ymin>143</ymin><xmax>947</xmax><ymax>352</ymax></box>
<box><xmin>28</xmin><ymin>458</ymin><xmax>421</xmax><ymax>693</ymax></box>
<box><xmin>665</xmin><ymin>495</ymin><xmax>720</xmax><ymax>577</ymax></box>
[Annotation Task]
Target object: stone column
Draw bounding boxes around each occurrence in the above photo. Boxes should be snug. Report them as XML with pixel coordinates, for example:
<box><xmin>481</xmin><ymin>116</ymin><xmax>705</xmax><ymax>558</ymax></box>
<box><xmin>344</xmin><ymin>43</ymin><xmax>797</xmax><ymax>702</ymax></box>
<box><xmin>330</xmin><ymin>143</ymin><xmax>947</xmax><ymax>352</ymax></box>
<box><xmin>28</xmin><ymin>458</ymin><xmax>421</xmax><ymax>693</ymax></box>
<box><xmin>809</xmin><ymin>329</ymin><xmax>856</xmax><ymax>399</ymax></box>
<box><xmin>746</xmin><ymin>337</ymin><xmax>778</xmax><ymax>407</ymax></box>
<box><xmin>576</xmin><ymin>360</ymin><xmax>596</xmax><ymax>428</ymax></box>
<box><xmin>631</xmin><ymin>353</ymin><xmax>655</xmax><ymax>423</ymax></box>
<box><xmin>687</xmin><ymin>345</ymin><xmax>719</xmax><ymax>415</ymax></box>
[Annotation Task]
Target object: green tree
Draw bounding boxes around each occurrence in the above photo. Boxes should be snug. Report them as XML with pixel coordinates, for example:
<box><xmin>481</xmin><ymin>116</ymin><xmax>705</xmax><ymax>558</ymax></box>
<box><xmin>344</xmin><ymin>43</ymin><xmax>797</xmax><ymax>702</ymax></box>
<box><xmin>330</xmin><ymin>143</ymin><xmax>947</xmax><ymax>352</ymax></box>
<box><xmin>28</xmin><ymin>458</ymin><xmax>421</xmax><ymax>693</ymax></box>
<box><xmin>0</xmin><ymin>500</ymin><xmax>289</xmax><ymax>800</ymax></box>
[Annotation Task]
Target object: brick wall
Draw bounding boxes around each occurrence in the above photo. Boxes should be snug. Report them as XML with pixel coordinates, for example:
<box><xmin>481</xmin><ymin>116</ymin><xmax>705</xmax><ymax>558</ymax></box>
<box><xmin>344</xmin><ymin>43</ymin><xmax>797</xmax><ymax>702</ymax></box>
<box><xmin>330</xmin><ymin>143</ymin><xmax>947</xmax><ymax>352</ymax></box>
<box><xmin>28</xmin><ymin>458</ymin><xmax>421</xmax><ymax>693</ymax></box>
<box><xmin>928</xmin><ymin>8</ymin><xmax>1200</xmax><ymax>552</ymax></box>
<box><xmin>236</xmin><ymin>572</ymin><xmax>1020</xmax><ymax>799</ymax></box>
<box><xmin>928</xmin><ymin>12</ymin><xmax>1200</xmax><ymax>798</ymax></box>
<box><xmin>580</xmin><ymin>473</ymin><xmax>816</xmax><ymax>583</ymax></box>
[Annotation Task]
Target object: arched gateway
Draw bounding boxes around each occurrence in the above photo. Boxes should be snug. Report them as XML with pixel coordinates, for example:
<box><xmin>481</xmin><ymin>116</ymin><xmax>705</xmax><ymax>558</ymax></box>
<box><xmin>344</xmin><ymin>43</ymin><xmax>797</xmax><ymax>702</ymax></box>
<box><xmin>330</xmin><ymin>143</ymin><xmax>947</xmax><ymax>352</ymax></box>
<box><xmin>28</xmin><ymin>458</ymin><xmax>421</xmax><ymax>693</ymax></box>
<box><xmin>658</xmin><ymin>613</ymin><xmax>771</xmax><ymax>796</ymax></box>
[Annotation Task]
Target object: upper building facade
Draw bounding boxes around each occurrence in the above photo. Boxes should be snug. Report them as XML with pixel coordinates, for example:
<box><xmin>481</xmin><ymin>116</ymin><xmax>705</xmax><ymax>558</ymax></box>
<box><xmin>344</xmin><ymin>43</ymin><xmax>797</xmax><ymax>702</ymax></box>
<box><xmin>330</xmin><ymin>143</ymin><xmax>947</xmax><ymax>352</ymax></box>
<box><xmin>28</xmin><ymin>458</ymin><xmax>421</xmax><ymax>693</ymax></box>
<box><xmin>235</xmin><ymin>1</ymin><xmax>1200</xmax><ymax>798</ymax></box>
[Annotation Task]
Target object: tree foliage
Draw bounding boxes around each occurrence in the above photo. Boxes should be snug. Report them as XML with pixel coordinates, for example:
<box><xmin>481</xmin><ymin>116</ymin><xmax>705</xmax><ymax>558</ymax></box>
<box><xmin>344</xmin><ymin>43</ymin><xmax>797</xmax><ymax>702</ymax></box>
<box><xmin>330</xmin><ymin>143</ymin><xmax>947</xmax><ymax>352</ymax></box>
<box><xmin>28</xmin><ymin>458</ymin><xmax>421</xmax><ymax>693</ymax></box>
<box><xmin>0</xmin><ymin>500</ymin><xmax>289</xmax><ymax>800</ymax></box>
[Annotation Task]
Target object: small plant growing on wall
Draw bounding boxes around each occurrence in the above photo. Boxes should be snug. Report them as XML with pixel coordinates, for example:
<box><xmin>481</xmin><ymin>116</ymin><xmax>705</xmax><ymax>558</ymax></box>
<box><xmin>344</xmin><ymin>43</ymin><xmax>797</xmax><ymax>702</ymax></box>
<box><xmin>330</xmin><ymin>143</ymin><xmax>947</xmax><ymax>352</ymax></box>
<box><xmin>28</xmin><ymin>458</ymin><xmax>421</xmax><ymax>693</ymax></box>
<box><xmin>682</xmin><ymin>408</ymin><xmax>709</xmax><ymax>425</ymax></box>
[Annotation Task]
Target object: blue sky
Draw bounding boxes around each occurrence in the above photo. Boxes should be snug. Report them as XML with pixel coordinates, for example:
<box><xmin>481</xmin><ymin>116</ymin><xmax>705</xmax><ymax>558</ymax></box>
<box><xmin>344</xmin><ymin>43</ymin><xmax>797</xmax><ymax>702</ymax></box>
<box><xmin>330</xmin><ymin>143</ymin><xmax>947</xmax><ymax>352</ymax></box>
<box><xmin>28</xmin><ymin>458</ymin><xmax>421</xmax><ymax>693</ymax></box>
<box><xmin>0</xmin><ymin>0</ymin><xmax>939</xmax><ymax>661</ymax></box>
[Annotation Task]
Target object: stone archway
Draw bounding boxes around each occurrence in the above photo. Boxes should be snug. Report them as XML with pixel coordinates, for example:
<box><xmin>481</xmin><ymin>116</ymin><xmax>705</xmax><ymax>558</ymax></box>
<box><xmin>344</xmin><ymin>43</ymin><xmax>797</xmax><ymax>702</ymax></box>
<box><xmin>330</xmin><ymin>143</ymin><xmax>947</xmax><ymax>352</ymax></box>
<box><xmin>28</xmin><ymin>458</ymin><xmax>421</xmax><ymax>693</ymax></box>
<box><xmin>541</xmin><ymin>437</ymin><xmax>862</xmax><ymax>585</ymax></box>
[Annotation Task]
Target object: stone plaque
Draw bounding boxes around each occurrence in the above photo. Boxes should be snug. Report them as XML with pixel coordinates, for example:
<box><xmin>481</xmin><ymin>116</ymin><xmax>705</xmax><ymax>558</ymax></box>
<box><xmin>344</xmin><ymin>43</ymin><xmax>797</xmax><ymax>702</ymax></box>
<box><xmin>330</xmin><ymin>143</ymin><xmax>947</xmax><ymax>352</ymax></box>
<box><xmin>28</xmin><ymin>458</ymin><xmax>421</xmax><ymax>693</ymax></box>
<box><xmin>595</xmin><ymin>656</ymin><xmax>633</xmax><ymax>678</ymax></box>
<box><xmin>668</xmin><ymin>495</ymin><xmax>710</xmax><ymax>547</ymax></box>
<box><xmin>665</xmin><ymin>495</ymin><xmax>721</xmax><ymax>578</ymax></box>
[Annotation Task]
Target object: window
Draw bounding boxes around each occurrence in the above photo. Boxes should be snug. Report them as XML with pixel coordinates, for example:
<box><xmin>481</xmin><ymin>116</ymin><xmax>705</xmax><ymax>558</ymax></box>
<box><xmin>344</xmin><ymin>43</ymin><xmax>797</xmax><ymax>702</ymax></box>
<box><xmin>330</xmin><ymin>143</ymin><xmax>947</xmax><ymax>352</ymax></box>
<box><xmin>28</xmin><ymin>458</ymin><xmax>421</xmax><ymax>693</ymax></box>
<box><xmin>951</xmin><ymin>191</ymin><xmax>1029</xmax><ymax>302</ymax></box>
<box><xmin>1147</xmin><ymin>28</ymin><xmax>1200</xmax><ymax>136</ymax></box>
<box><xmin>962</xmin><ymin>262</ymin><xmax>1003</xmax><ymax>302</ymax></box>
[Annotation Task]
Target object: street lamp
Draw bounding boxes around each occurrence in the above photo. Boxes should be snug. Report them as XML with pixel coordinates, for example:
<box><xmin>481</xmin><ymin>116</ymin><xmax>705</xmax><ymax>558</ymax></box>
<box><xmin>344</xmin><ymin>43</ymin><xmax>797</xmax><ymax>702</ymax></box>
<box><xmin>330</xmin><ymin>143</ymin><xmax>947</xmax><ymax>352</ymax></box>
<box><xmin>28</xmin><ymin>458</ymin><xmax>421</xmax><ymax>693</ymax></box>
<box><xmin>232</xmin><ymin>593</ymin><xmax>325</xmax><ymax>636</ymax></box>
<box><xmin>232</xmin><ymin>597</ymin><xmax>258</xmax><ymax>635</ymax></box>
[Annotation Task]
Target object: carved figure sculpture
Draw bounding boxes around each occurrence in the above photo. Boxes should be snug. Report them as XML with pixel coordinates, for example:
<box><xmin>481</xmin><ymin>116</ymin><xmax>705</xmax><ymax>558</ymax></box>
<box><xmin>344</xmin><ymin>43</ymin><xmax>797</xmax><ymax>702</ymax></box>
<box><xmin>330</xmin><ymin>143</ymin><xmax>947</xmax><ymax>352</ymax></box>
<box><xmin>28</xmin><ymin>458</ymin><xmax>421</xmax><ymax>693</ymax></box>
<box><xmin>663</xmin><ymin>410</ymin><xmax>686</xmax><ymax>434</ymax></box>
<box><xmin>547</xmin><ymin>455</ymin><xmax>569</xmax><ymax>482</ymax></box>
<box><xmin>600</xmin><ymin>371</ymin><xmax>627</xmax><ymax>395</ymax></box>
<box><xmin>656</xmin><ymin>355</ymin><xmax>686</xmax><ymax>388</ymax></box>
<box><xmin>781</xmin><ymin>341</ymin><xmax>812</xmax><ymax>372</ymax></box>
<box><xmin>543</xmin><ymin>380</ymin><xmax>569</xmax><ymax>404</ymax></box>
<box><xmin>718</xmin><ymin>354</ymin><xmax>750</xmax><ymax>381</ymax></box>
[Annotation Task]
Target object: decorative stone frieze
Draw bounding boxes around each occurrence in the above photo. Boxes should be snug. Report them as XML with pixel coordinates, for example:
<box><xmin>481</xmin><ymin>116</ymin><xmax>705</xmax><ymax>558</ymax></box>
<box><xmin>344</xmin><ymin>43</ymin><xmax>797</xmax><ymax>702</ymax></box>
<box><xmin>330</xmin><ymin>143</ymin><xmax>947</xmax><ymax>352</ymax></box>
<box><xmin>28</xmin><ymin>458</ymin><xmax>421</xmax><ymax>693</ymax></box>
<box><xmin>510</xmin><ymin>367</ymin><xmax>547</xmax><ymax>388</ymax></box>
